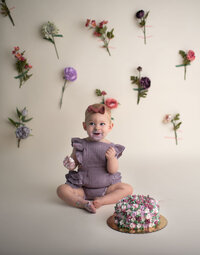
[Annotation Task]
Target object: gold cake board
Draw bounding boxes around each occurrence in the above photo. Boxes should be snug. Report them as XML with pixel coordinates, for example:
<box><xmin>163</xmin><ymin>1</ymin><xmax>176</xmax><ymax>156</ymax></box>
<box><xmin>107</xmin><ymin>214</ymin><xmax>167</xmax><ymax>234</ymax></box>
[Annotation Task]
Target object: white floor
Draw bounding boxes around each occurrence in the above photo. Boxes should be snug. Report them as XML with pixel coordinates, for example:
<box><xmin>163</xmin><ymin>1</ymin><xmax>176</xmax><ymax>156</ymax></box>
<box><xmin>1</xmin><ymin>157</ymin><xmax>200</xmax><ymax>255</ymax></box>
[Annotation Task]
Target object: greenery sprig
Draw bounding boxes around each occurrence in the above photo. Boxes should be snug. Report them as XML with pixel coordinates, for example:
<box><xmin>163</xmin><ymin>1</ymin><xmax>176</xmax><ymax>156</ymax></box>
<box><xmin>0</xmin><ymin>0</ymin><xmax>15</xmax><ymax>26</ymax></box>
<box><xmin>8</xmin><ymin>107</ymin><xmax>33</xmax><ymax>148</ymax></box>
<box><xmin>163</xmin><ymin>114</ymin><xmax>182</xmax><ymax>145</ymax></box>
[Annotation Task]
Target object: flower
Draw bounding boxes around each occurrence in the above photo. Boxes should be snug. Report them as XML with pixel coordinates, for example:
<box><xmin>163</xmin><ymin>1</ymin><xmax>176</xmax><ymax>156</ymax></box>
<box><xmin>0</xmin><ymin>0</ymin><xmax>15</xmax><ymax>26</ymax></box>
<box><xmin>130</xmin><ymin>66</ymin><xmax>151</xmax><ymax>104</ymax></box>
<box><xmin>64</xmin><ymin>67</ymin><xmax>77</xmax><ymax>81</ymax></box>
<box><xmin>140</xmin><ymin>77</ymin><xmax>151</xmax><ymax>89</ymax></box>
<box><xmin>60</xmin><ymin>67</ymin><xmax>77</xmax><ymax>108</ymax></box>
<box><xmin>105</xmin><ymin>98</ymin><xmax>118</xmax><ymax>109</ymax></box>
<box><xmin>163</xmin><ymin>114</ymin><xmax>172</xmax><ymax>124</ymax></box>
<box><xmin>12</xmin><ymin>47</ymin><xmax>33</xmax><ymax>88</ymax></box>
<box><xmin>41</xmin><ymin>21</ymin><xmax>63</xmax><ymax>59</ymax></box>
<box><xmin>136</xmin><ymin>10</ymin><xmax>144</xmax><ymax>19</ymax></box>
<box><xmin>187</xmin><ymin>50</ymin><xmax>195</xmax><ymax>61</ymax></box>
<box><xmin>85</xmin><ymin>19</ymin><xmax>114</xmax><ymax>56</ymax></box>
<box><xmin>8</xmin><ymin>107</ymin><xmax>33</xmax><ymax>148</ymax></box>
<box><xmin>16</xmin><ymin>126</ymin><xmax>30</xmax><ymax>139</ymax></box>
<box><xmin>176</xmin><ymin>50</ymin><xmax>195</xmax><ymax>80</ymax></box>
<box><xmin>136</xmin><ymin>10</ymin><xmax>150</xmax><ymax>44</ymax></box>
<box><xmin>163</xmin><ymin>113</ymin><xmax>182</xmax><ymax>145</ymax></box>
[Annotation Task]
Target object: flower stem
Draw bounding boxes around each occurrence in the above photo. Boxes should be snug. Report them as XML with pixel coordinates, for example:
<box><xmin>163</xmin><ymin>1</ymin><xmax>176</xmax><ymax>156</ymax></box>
<box><xmin>60</xmin><ymin>80</ymin><xmax>67</xmax><ymax>108</ymax></box>
<box><xmin>143</xmin><ymin>25</ymin><xmax>146</xmax><ymax>45</ymax></box>
<box><xmin>184</xmin><ymin>65</ymin><xmax>186</xmax><ymax>80</ymax></box>
<box><xmin>137</xmin><ymin>90</ymin><xmax>140</xmax><ymax>104</ymax></box>
<box><xmin>172</xmin><ymin>121</ymin><xmax>178</xmax><ymax>145</ymax></box>
<box><xmin>17</xmin><ymin>139</ymin><xmax>21</xmax><ymax>148</ymax></box>
<box><xmin>52</xmin><ymin>36</ymin><xmax>59</xmax><ymax>59</ymax></box>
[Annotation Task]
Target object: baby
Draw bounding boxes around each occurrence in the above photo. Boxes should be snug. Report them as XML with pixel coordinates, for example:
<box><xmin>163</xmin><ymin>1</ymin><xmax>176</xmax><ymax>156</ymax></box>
<box><xmin>57</xmin><ymin>103</ymin><xmax>133</xmax><ymax>213</ymax></box>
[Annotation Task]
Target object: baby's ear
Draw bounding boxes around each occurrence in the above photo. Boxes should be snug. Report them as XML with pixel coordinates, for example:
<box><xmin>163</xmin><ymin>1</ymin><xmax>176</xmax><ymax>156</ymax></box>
<box><xmin>83</xmin><ymin>122</ymin><xmax>87</xmax><ymax>130</ymax></box>
<box><xmin>109</xmin><ymin>122</ymin><xmax>114</xmax><ymax>130</ymax></box>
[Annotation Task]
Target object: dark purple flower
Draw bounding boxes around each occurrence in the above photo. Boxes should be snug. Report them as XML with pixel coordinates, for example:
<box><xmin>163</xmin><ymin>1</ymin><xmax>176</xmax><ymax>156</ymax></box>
<box><xmin>64</xmin><ymin>67</ymin><xmax>77</xmax><ymax>81</ymax></box>
<box><xmin>15</xmin><ymin>126</ymin><xmax>30</xmax><ymax>139</ymax></box>
<box><xmin>137</xmin><ymin>66</ymin><xmax>142</xmax><ymax>72</ymax></box>
<box><xmin>140</xmin><ymin>77</ymin><xmax>151</xmax><ymax>89</ymax></box>
<box><xmin>136</xmin><ymin>10</ymin><xmax>145</xmax><ymax>19</ymax></box>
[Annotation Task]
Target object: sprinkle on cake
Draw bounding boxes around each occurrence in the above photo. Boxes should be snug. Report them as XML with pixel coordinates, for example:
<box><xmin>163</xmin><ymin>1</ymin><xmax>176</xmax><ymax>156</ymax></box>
<box><xmin>114</xmin><ymin>195</ymin><xmax>160</xmax><ymax>232</ymax></box>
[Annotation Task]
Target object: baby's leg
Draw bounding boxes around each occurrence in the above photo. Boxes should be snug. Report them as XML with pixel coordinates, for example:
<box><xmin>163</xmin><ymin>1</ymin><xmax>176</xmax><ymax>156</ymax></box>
<box><xmin>93</xmin><ymin>182</ymin><xmax>133</xmax><ymax>209</ymax></box>
<box><xmin>57</xmin><ymin>184</ymin><xmax>96</xmax><ymax>213</ymax></box>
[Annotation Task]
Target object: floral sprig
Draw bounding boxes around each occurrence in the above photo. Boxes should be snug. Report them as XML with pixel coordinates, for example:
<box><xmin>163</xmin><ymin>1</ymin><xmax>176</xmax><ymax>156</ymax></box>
<box><xmin>136</xmin><ymin>10</ymin><xmax>150</xmax><ymax>45</ymax></box>
<box><xmin>130</xmin><ymin>66</ymin><xmax>151</xmax><ymax>104</ymax></box>
<box><xmin>8</xmin><ymin>107</ymin><xmax>33</xmax><ymax>148</ymax></box>
<box><xmin>12</xmin><ymin>47</ymin><xmax>33</xmax><ymax>88</ymax></box>
<box><xmin>176</xmin><ymin>50</ymin><xmax>195</xmax><ymax>80</ymax></box>
<box><xmin>0</xmin><ymin>0</ymin><xmax>15</xmax><ymax>26</ymax></box>
<box><xmin>163</xmin><ymin>114</ymin><xmax>182</xmax><ymax>145</ymax></box>
<box><xmin>95</xmin><ymin>89</ymin><xmax>118</xmax><ymax>109</ymax></box>
<box><xmin>85</xmin><ymin>19</ymin><xmax>114</xmax><ymax>56</ymax></box>
<box><xmin>60</xmin><ymin>67</ymin><xmax>77</xmax><ymax>108</ymax></box>
<box><xmin>41</xmin><ymin>21</ymin><xmax>63</xmax><ymax>59</ymax></box>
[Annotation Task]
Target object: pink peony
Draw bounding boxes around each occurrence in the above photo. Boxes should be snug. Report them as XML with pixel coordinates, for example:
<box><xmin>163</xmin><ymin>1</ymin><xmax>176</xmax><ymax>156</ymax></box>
<box><xmin>187</xmin><ymin>50</ymin><xmax>195</xmax><ymax>61</ymax></box>
<box><xmin>105</xmin><ymin>98</ymin><xmax>118</xmax><ymax>109</ymax></box>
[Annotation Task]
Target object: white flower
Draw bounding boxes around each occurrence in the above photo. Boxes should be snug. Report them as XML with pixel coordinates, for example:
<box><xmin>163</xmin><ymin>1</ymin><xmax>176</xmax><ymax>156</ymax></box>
<box><xmin>137</xmin><ymin>224</ymin><xmax>141</xmax><ymax>229</ymax></box>
<box><xmin>144</xmin><ymin>208</ymin><xmax>150</xmax><ymax>214</ymax></box>
<box><xmin>163</xmin><ymin>114</ymin><xmax>172</xmax><ymax>124</ymax></box>
<box><xmin>41</xmin><ymin>21</ymin><xmax>59</xmax><ymax>39</ymax></box>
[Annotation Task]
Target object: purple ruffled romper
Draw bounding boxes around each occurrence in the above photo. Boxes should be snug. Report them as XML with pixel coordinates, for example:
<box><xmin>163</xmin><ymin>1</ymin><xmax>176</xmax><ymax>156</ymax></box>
<box><xmin>65</xmin><ymin>138</ymin><xmax>125</xmax><ymax>200</ymax></box>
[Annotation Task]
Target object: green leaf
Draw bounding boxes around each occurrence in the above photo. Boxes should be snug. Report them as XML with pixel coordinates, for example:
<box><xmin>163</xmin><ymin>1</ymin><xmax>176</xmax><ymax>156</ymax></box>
<box><xmin>8</xmin><ymin>118</ymin><xmax>17</xmax><ymax>127</ymax></box>
<box><xmin>140</xmin><ymin>20</ymin><xmax>145</xmax><ymax>27</ymax></box>
<box><xmin>14</xmin><ymin>70</ymin><xmax>29</xmax><ymax>79</ymax></box>
<box><xmin>95</xmin><ymin>89</ymin><xmax>102</xmax><ymax>96</ymax></box>
<box><xmin>174</xmin><ymin>113</ymin><xmax>180</xmax><ymax>121</ymax></box>
<box><xmin>144</xmin><ymin>11</ymin><xmax>150</xmax><ymax>19</ymax></box>
<box><xmin>43</xmin><ymin>37</ymin><xmax>54</xmax><ymax>44</ymax></box>
<box><xmin>16</xmin><ymin>108</ymin><xmax>21</xmax><ymax>118</ymax></box>
<box><xmin>179</xmin><ymin>50</ymin><xmax>186</xmax><ymax>58</ymax></box>
<box><xmin>23</xmin><ymin>117</ymin><xmax>33</xmax><ymax>123</ymax></box>
<box><xmin>175</xmin><ymin>122</ymin><xmax>182</xmax><ymax>130</ymax></box>
<box><xmin>53</xmin><ymin>34</ymin><xmax>63</xmax><ymax>37</ymax></box>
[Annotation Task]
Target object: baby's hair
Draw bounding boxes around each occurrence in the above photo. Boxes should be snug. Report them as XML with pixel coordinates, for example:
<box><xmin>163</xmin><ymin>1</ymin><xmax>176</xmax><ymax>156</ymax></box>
<box><xmin>85</xmin><ymin>103</ymin><xmax>112</xmax><ymax>123</ymax></box>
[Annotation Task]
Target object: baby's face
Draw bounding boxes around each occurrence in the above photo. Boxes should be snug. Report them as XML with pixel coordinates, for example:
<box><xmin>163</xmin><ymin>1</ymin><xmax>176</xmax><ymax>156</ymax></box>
<box><xmin>83</xmin><ymin>113</ymin><xmax>113</xmax><ymax>142</ymax></box>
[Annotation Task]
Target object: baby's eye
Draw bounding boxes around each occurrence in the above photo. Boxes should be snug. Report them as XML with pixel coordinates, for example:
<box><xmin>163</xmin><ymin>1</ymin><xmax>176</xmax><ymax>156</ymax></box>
<box><xmin>89</xmin><ymin>122</ymin><xmax>95</xmax><ymax>126</ymax></box>
<box><xmin>100</xmin><ymin>123</ymin><xmax>105</xmax><ymax>126</ymax></box>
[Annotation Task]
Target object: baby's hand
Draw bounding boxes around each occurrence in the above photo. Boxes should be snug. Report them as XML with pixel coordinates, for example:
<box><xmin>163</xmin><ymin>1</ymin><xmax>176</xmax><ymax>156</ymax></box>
<box><xmin>63</xmin><ymin>156</ymin><xmax>76</xmax><ymax>170</ymax></box>
<box><xmin>105</xmin><ymin>147</ymin><xmax>116</xmax><ymax>159</ymax></box>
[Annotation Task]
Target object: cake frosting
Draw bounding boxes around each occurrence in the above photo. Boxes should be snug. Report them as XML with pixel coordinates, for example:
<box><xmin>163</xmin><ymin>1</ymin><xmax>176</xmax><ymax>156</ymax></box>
<box><xmin>114</xmin><ymin>195</ymin><xmax>160</xmax><ymax>232</ymax></box>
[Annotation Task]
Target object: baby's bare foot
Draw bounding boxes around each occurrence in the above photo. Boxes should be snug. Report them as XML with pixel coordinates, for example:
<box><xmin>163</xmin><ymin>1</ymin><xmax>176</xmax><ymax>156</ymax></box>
<box><xmin>84</xmin><ymin>201</ymin><xmax>96</xmax><ymax>213</ymax></box>
<box><xmin>93</xmin><ymin>198</ymin><xmax>104</xmax><ymax>209</ymax></box>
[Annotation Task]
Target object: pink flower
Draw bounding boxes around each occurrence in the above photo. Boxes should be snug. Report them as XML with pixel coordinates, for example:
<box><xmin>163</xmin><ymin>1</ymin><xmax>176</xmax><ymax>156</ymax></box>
<box><xmin>99</xmin><ymin>20</ymin><xmax>108</xmax><ymax>28</ymax></box>
<box><xmin>105</xmin><ymin>98</ymin><xmax>118</xmax><ymax>109</ymax></box>
<box><xmin>163</xmin><ymin>114</ymin><xmax>172</xmax><ymax>124</ymax></box>
<box><xmin>101</xmin><ymin>91</ymin><xmax>107</xmax><ymax>96</ymax></box>
<box><xmin>91</xmin><ymin>20</ymin><xmax>96</xmax><ymax>27</ymax></box>
<box><xmin>94</xmin><ymin>31</ymin><xmax>101</xmax><ymax>37</ymax></box>
<box><xmin>187</xmin><ymin>50</ymin><xmax>195</xmax><ymax>61</ymax></box>
<box><xmin>85</xmin><ymin>19</ymin><xmax>90</xmax><ymax>27</ymax></box>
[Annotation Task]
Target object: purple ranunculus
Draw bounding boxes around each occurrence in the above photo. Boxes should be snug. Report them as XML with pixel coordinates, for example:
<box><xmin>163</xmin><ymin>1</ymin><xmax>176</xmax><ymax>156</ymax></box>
<box><xmin>140</xmin><ymin>77</ymin><xmax>151</xmax><ymax>89</ymax></box>
<box><xmin>15</xmin><ymin>125</ymin><xmax>30</xmax><ymax>139</ymax></box>
<box><xmin>136</xmin><ymin>10</ymin><xmax>145</xmax><ymax>19</ymax></box>
<box><xmin>64</xmin><ymin>67</ymin><xmax>77</xmax><ymax>81</ymax></box>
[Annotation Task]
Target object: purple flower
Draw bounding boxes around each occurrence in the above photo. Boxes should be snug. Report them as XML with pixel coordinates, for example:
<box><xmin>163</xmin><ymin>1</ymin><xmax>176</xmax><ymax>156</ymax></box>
<box><xmin>15</xmin><ymin>126</ymin><xmax>30</xmax><ymax>139</ymax></box>
<box><xmin>140</xmin><ymin>77</ymin><xmax>151</xmax><ymax>89</ymax></box>
<box><xmin>64</xmin><ymin>67</ymin><xmax>77</xmax><ymax>81</ymax></box>
<box><xmin>136</xmin><ymin>10</ymin><xmax>145</xmax><ymax>19</ymax></box>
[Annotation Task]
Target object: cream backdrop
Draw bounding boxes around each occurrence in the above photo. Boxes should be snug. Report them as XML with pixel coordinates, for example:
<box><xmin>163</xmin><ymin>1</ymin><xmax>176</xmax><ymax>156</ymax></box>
<box><xmin>1</xmin><ymin>0</ymin><xmax>200</xmax><ymax>255</ymax></box>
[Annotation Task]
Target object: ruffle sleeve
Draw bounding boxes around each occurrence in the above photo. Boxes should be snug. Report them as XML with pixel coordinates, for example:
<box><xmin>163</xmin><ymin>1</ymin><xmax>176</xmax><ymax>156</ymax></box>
<box><xmin>114</xmin><ymin>144</ymin><xmax>125</xmax><ymax>158</ymax></box>
<box><xmin>71</xmin><ymin>137</ymin><xmax>84</xmax><ymax>165</ymax></box>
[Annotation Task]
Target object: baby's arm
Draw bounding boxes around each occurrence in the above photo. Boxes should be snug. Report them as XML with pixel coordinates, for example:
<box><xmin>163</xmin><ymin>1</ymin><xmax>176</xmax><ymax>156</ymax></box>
<box><xmin>63</xmin><ymin>148</ymin><xmax>79</xmax><ymax>171</ymax></box>
<box><xmin>105</xmin><ymin>147</ymin><xmax>119</xmax><ymax>174</ymax></box>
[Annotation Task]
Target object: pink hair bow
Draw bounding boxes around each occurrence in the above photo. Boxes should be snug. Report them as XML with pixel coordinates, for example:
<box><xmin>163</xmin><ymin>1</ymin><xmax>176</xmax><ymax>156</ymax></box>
<box><xmin>87</xmin><ymin>105</ymin><xmax>105</xmax><ymax>114</ymax></box>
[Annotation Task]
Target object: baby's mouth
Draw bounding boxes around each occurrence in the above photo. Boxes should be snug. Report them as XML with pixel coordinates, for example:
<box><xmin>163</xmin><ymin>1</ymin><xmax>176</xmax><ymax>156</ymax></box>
<box><xmin>93</xmin><ymin>132</ymin><xmax>101</xmax><ymax>136</ymax></box>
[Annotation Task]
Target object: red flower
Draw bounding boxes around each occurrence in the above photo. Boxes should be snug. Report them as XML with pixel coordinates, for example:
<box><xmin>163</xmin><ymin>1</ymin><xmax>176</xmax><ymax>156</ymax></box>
<box><xmin>105</xmin><ymin>98</ymin><xmax>118</xmax><ymax>109</ymax></box>
<box><xmin>99</xmin><ymin>20</ymin><xmax>108</xmax><ymax>28</ymax></box>
<box><xmin>101</xmin><ymin>91</ymin><xmax>107</xmax><ymax>96</ymax></box>
<box><xmin>94</xmin><ymin>31</ymin><xmax>101</xmax><ymax>37</ymax></box>
<box><xmin>187</xmin><ymin>50</ymin><xmax>195</xmax><ymax>61</ymax></box>
<box><xmin>85</xmin><ymin>19</ymin><xmax>90</xmax><ymax>27</ymax></box>
<box><xmin>91</xmin><ymin>20</ymin><xmax>96</xmax><ymax>27</ymax></box>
